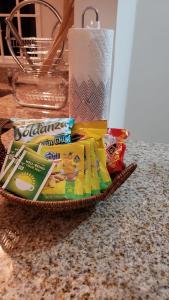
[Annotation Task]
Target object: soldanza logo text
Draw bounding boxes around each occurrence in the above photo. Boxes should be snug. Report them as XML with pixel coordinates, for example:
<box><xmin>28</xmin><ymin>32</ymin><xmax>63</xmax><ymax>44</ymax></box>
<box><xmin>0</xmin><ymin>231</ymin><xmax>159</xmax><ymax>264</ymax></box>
<box><xmin>15</xmin><ymin>122</ymin><xmax>67</xmax><ymax>141</ymax></box>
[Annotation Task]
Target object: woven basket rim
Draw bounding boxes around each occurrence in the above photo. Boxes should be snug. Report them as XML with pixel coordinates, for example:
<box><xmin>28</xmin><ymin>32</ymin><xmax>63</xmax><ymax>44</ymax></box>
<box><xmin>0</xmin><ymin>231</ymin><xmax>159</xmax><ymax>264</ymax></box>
<box><xmin>0</xmin><ymin>163</ymin><xmax>137</xmax><ymax>211</ymax></box>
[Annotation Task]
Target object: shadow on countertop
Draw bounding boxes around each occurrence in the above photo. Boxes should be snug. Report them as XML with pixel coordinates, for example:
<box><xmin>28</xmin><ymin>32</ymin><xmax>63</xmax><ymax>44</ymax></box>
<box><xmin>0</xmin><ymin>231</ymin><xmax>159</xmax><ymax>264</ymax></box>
<box><xmin>0</xmin><ymin>200</ymin><xmax>95</xmax><ymax>256</ymax></box>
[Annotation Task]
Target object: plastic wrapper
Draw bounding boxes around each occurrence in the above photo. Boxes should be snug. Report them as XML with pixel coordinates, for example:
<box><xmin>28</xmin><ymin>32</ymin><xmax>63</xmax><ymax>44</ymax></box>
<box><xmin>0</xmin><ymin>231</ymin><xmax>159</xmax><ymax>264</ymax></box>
<box><xmin>78</xmin><ymin>140</ymin><xmax>92</xmax><ymax>197</ymax></box>
<box><xmin>11</xmin><ymin>118</ymin><xmax>74</xmax><ymax>144</ymax></box>
<box><xmin>72</xmin><ymin>120</ymin><xmax>107</xmax><ymax>148</ymax></box>
<box><xmin>104</xmin><ymin>128</ymin><xmax>129</xmax><ymax>174</ymax></box>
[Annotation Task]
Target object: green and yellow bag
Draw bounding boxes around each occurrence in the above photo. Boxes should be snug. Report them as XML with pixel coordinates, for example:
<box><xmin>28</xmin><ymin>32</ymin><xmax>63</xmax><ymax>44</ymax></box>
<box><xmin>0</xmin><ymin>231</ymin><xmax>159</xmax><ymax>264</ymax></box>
<box><xmin>78</xmin><ymin>140</ymin><xmax>92</xmax><ymax>197</ymax></box>
<box><xmin>88</xmin><ymin>138</ymin><xmax>100</xmax><ymax>195</ymax></box>
<box><xmin>37</xmin><ymin>143</ymin><xmax>85</xmax><ymax>200</ymax></box>
<box><xmin>72</xmin><ymin>120</ymin><xmax>107</xmax><ymax>148</ymax></box>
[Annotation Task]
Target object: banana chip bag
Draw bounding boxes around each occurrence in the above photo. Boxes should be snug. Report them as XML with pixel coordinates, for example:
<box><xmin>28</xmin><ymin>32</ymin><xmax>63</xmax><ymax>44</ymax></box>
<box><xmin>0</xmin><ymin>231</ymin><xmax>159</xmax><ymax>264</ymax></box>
<box><xmin>12</xmin><ymin>118</ymin><xmax>74</xmax><ymax>144</ymax></box>
<box><xmin>37</xmin><ymin>143</ymin><xmax>85</xmax><ymax>200</ymax></box>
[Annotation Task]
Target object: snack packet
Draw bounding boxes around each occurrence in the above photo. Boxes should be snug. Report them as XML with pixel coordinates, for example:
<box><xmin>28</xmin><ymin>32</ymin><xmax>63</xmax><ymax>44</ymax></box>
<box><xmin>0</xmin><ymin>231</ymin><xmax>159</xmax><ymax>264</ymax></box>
<box><xmin>88</xmin><ymin>138</ymin><xmax>100</xmax><ymax>195</ymax></box>
<box><xmin>0</xmin><ymin>146</ymin><xmax>40</xmax><ymax>185</ymax></box>
<box><xmin>107</xmin><ymin>128</ymin><xmax>129</xmax><ymax>142</ymax></box>
<box><xmin>0</xmin><ymin>141</ymin><xmax>25</xmax><ymax>175</ymax></box>
<box><xmin>26</xmin><ymin>142</ymin><xmax>40</xmax><ymax>152</ymax></box>
<box><xmin>72</xmin><ymin>120</ymin><xmax>108</xmax><ymax>189</ymax></box>
<box><xmin>90</xmin><ymin>138</ymin><xmax>112</xmax><ymax>191</ymax></box>
<box><xmin>97</xmin><ymin>147</ymin><xmax>112</xmax><ymax>190</ymax></box>
<box><xmin>2</xmin><ymin>150</ymin><xmax>54</xmax><ymax>200</ymax></box>
<box><xmin>106</xmin><ymin>143</ymin><xmax>126</xmax><ymax>174</ymax></box>
<box><xmin>72</xmin><ymin>120</ymin><xmax>107</xmax><ymax>148</ymax></box>
<box><xmin>37</xmin><ymin>143</ymin><xmax>85</xmax><ymax>200</ymax></box>
<box><xmin>12</xmin><ymin>118</ymin><xmax>74</xmax><ymax>144</ymax></box>
<box><xmin>78</xmin><ymin>140</ymin><xmax>92</xmax><ymax>197</ymax></box>
<box><xmin>104</xmin><ymin>128</ymin><xmax>129</xmax><ymax>174</ymax></box>
<box><xmin>0</xmin><ymin>140</ymin><xmax>39</xmax><ymax>180</ymax></box>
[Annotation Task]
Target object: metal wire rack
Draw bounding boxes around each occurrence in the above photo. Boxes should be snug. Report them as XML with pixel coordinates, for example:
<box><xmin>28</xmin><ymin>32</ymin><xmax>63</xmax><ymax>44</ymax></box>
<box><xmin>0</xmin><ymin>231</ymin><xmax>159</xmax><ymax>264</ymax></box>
<box><xmin>5</xmin><ymin>0</ymin><xmax>68</xmax><ymax>110</ymax></box>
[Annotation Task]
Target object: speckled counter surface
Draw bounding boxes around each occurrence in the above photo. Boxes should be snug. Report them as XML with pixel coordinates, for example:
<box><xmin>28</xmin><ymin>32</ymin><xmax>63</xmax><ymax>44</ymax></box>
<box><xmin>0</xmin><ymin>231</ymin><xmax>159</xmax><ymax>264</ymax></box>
<box><xmin>0</xmin><ymin>138</ymin><xmax>169</xmax><ymax>300</ymax></box>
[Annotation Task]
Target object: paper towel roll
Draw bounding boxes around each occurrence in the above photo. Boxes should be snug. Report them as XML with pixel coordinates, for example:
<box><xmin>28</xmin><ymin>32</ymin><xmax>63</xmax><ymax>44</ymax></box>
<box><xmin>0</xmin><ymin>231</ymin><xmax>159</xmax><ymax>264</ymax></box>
<box><xmin>68</xmin><ymin>28</ymin><xmax>114</xmax><ymax>122</ymax></box>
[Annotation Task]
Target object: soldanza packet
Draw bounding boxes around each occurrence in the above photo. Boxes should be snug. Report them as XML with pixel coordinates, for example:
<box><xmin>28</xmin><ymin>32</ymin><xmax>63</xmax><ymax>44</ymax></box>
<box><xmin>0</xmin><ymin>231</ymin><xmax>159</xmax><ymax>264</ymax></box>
<box><xmin>2</xmin><ymin>150</ymin><xmax>54</xmax><ymax>200</ymax></box>
<box><xmin>12</xmin><ymin>118</ymin><xmax>74</xmax><ymax>144</ymax></box>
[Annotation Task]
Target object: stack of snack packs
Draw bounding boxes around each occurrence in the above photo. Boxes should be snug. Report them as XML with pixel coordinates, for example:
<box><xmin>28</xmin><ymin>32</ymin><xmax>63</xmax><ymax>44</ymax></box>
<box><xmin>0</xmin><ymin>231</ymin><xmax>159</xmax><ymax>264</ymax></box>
<box><xmin>71</xmin><ymin>120</ymin><xmax>112</xmax><ymax>193</ymax></box>
<box><xmin>0</xmin><ymin>118</ymin><xmax>75</xmax><ymax>200</ymax></box>
<box><xmin>0</xmin><ymin>141</ymin><xmax>39</xmax><ymax>186</ymax></box>
<box><xmin>71</xmin><ymin>120</ymin><xmax>129</xmax><ymax>176</ymax></box>
<box><xmin>0</xmin><ymin>118</ymin><xmax>128</xmax><ymax>201</ymax></box>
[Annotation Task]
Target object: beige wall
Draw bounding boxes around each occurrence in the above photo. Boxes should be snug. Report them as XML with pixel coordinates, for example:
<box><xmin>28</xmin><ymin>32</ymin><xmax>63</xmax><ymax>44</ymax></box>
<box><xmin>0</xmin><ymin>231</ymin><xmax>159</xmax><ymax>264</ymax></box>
<box><xmin>39</xmin><ymin>0</ymin><xmax>63</xmax><ymax>37</ymax></box>
<box><xmin>74</xmin><ymin>0</ymin><xmax>117</xmax><ymax>29</ymax></box>
<box><xmin>125</xmin><ymin>0</ymin><xmax>169</xmax><ymax>143</ymax></box>
<box><xmin>109</xmin><ymin>0</ymin><xmax>138</xmax><ymax>129</ymax></box>
<box><xmin>40</xmin><ymin>0</ymin><xmax>117</xmax><ymax>36</ymax></box>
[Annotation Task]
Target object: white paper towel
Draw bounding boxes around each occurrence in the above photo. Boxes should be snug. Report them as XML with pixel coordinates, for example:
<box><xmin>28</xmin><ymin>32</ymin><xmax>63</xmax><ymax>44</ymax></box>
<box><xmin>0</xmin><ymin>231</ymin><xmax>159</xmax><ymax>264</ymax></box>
<box><xmin>68</xmin><ymin>28</ymin><xmax>114</xmax><ymax>122</ymax></box>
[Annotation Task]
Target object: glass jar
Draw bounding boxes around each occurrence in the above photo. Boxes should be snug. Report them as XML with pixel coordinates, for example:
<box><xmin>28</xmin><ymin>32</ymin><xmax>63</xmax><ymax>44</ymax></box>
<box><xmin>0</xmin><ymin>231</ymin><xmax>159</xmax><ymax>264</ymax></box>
<box><xmin>10</xmin><ymin>67</ymin><xmax>69</xmax><ymax>119</ymax></box>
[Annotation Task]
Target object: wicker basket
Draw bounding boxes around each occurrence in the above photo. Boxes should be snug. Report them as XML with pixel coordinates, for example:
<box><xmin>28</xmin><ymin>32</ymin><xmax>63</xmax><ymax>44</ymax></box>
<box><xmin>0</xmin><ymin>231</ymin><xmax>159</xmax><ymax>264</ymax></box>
<box><xmin>0</xmin><ymin>118</ymin><xmax>137</xmax><ymax>212</ymax></box>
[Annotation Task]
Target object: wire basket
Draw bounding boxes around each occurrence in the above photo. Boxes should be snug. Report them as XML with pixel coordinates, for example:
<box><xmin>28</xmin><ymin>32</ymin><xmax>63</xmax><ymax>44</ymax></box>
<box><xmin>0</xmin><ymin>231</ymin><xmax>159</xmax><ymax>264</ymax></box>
<box><xmin>9</xmin><ymin>36</ymin><xmax>65</xmax><ymax>71</ymax></box>
<box><xmin>6</xmin><ymin>0</ymin><xmax>68</xmax><ymax>110</ymax></box>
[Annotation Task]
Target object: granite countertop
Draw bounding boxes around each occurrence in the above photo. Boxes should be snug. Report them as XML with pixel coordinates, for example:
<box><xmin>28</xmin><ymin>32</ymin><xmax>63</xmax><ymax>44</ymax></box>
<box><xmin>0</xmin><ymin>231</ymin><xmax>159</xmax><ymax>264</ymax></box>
<box><xmin>0</xmin><ymin>94</ymin><xmax>169</xmax><ymax>299</ymax></box>
<box><xmin>0</xmin><ymin>136</ymin><xmax>169</xmax><ymax>300</ymax></box>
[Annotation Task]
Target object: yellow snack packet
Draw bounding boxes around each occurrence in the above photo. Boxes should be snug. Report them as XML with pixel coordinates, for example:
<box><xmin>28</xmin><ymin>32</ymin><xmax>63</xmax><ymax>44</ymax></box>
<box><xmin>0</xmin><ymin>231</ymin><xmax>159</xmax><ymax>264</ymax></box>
<box><xmin>37</xmin><ymin>144</ymin><xmax>85</xmax><ymax>200</ymax></box>
<box><xmin>92</xmin><ymin>139</ymin><xmax>112</xmax><ymax>191</ymax></box>
<box><xmin>88</xmin><ymin>138</ymin><xmax>100</xmax><ymax>195</ymax></box>
<box><xmin>72</xmin><ymin>120</ymin><xmax>107</xmax><ymax>148</ymax></box>
<box><xmin>78</xmin><ymin>140</ymin><xmax>92</xmax><ymax>197</ymax></box>
<box><xmin>97</xmin><ymin>148</ymin><xmax>112</xmax><ymax>190</ymax></box>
